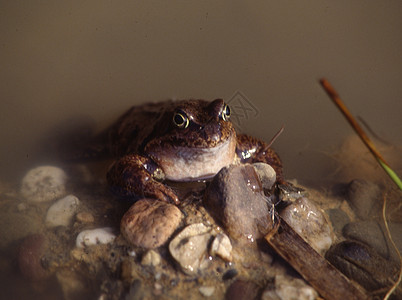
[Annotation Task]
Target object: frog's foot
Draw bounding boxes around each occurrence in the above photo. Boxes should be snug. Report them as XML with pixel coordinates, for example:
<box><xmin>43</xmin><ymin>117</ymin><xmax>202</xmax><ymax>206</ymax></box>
<box><xmin>107</xmin><ymin>154</ymin><xmax>180</xmax><ymax>205</ymax></box>
<box><xmin>144</xmin><ymin>181</ymin><xmax>180</xmax><ymax>205</ymax></box>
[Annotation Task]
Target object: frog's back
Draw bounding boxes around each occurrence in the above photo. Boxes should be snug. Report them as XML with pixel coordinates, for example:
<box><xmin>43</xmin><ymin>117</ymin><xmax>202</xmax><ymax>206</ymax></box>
<box><xmin>107</xmin><ymin>101</ymin><xmax>175</xmax><ymax>156</ymax></box>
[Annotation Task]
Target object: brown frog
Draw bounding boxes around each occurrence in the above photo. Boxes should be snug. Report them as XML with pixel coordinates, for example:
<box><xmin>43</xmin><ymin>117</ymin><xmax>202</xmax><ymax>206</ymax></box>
<box><xmin>104</xmin><ymin>99</ymin><xmax>283</xmax><ymax>205</ymax></box>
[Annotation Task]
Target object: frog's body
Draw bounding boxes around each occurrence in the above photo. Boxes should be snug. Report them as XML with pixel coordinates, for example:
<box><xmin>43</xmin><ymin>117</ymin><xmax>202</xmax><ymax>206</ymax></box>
<box><xmin>102</xmin><ymin>99</ymin><xmax>283</xmax><ymax>204</ymax></box>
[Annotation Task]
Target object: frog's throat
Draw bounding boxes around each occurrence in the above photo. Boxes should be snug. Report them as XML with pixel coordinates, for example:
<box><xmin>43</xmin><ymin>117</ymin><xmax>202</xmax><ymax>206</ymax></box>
<box><xmin>151</xmin><ymin>132</ymin><xmax>237</xmax><ymax>182</ymax></box>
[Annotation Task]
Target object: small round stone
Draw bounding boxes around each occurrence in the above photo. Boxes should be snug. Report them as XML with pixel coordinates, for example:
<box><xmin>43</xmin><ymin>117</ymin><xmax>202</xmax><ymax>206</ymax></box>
<box><xmin>199</xmin><ymin>286</ymin><xmax>215</xmax><ymax>297</ymax></box>
<box><xmin>210</xmin><ymin>233</ymin><xmax>233</xmax><ymax>261</ymax></box>
<box><xmin>76</xmin><ymin>227</ymin><xmax>116</xmax><ymax>248</ymax></box>
<box><xmin>346</xmin><ymin>179</ymin><xmax>381</xmax><ymax>219</ymax></box>
<box><xmin>18</xmin><ymin>234</ymin><xmax>50</xmax><ymax>281</ymax></box>
<box><xmin>121</xmin><ymin>199</ymin><xmax>183</xmax><ymax>249</ymax></box>
<box><xmin>226</xmin><ymin>279</ymin><xmax>260</xmax><ymax>300</ymax></box>
<box><xmin>141</xmin><ymin>250</ymin><xmax>161</xmax><ymax>267</ymax></box>
<box><xmin>20</xmin><ymin>166</ymin><xmax>67</xmax><ymax>203</ymax></box>
<box><xmin>76</xmin><ymin>211</ymin><xmax>95</xmax><ymax>224</ymax></box>
<box><xmin>45</xmin><ymin>195</ymin><xmax>80</xmax><ymax>227</ymax></box>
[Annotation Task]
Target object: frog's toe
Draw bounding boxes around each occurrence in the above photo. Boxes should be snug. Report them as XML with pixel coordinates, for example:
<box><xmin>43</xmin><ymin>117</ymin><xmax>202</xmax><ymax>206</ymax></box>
<box><xmin>154</xmin><ymin>187</ymin><xmax>180</xmax><ymax>205</ymax></box>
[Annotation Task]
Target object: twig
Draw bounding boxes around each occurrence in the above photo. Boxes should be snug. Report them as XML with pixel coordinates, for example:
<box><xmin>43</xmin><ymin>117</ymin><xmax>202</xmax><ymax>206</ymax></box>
<box><xmin>319</xmin><ymin>78</ymin><xmax>402</xmax><ymax>190</ymax></box>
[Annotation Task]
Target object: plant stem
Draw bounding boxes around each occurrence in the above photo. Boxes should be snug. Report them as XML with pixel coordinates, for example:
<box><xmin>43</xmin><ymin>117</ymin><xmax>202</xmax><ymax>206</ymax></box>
<box><xmin>319</xmin><ymin>78</ymin><xmax>402</xmax><ymax>190</ymax></box>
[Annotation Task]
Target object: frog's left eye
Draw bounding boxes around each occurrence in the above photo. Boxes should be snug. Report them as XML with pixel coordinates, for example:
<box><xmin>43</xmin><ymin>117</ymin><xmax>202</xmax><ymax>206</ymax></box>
<box><xmin>173</xmin><ymin>111</ymin><xmax>189</xmax><ymax>128</ymax></box>
<box><xmin>222</xmin><ymin>104</ymin><xmax>231</xmax><ymax>121</ymax></box>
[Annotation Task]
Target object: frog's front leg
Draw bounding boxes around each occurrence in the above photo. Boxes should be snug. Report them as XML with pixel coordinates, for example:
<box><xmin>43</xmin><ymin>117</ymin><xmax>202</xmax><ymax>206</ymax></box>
<box><xmin>236</xmin><ymin>134</ymin><xmax>284</xmax><ymax>183</ymax></box>
<box><xmin>107</xmin><ymin>154</ymin><xmax>179</xmax><ymax>205</ymax></box>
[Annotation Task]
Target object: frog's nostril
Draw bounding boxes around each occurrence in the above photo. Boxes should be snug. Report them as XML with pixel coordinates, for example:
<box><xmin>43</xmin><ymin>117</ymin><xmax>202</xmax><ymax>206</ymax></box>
<box><xmin>203</xmin><ymin>123</ymin><xmax>221</xmax><ymax>141</ymax></box>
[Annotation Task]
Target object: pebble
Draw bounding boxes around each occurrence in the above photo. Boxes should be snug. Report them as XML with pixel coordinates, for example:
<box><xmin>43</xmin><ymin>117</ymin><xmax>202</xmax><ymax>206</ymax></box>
<box><xmin>326</xmin><ymin>240</ymin><xmax>399</xmax><ymax>292</ymax></box>
<box><xmin>18</xmin><ymin>234</ymin><xmax>50</xmax><ymax>281</ymax></box>
<box><xmin>261</xmin><ymin>274</ymin><xmax>318</xmax><ymax>300</ymax></box>
<box><xmin>343</xmin><ymin>220</ymin><xmax>402</xmax><ymax>262</ymax></box>
<box><xmin>169</xmin><ymin>223</ymin><xmax>213</xmax><ymax>275</ymax></box>
<box><xmin>222</xmin><ymin>269</ymin><xmax>238</xmax><ymax>281</ymax></box>
<box><xmin>252</xmin><ymin>162</ymin><xmax>276</xmax><ymax>190</ymax></box>
<box><xmin>204</xmin><ymin>164</ymin><xmax>273</xmax><ymax>243</ymax></box>
<box><xmin>225</xmin><ymin>279</ymin><xmax>260</xmax><ymax>300</ymax></box>
<box><xmin>210</xmin><ymin>233</ymin><xmax>233</xmax><ymax>261</ymax></box>
<box><xmin>199</xmin><ymin>286</ymin><xmax>215</xmax><ymax>297</ymax></box>
<box><xmin>76</xmin><ymin>227</ymin><xmax>116</xmax><ymax>248</ymax></box>
<box><xmin>326</xmin><ymin>208</ymin><xmax>350</xmax><ymax>233</ymax></box>
<box><xmin>20</xmin><ymin>166</ymin><xmax>67</xmax><ymax>203</ymax></box>
<box><xmin>280</xmin><ymin>197</ymin><xmax>334</xmax><ymax>254</ymax></box>
<box><xmin>141</xmin><ymin>250</ymin><xmax>161</xmax><ymax>267</ymax></box>
<box><xmin>45</xmin><ymin>195</ymin><xmax>80</xmax><ymax>227</ymax></box>
<box><xmin>120</xmin><ymin>198</ymin><xmax>183</xmax><ymax>249</ymax></box>
<box><xmin>76</xmin><ymin>211</ymin><xmax>95</xmax><ymax>224</ymax></box>
<box><xmin>346</xmin><ymin>179</ymin><xmax>381</xmax><ymax>219</ymax></box>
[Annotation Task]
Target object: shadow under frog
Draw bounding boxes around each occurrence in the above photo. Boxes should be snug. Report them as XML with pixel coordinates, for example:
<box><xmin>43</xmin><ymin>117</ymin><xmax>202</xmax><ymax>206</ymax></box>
<box><xmin>91</xmin><ymin>99</ymin><xmax>283</xmax><ymax>205</ymax></box>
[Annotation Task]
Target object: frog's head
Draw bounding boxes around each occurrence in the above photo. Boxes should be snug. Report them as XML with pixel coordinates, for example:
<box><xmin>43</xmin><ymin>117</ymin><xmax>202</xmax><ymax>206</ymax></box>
<box><xmin>145</xmin><ymin>99</ymin><xmax>237</xmax><ymax>181</ymax></box>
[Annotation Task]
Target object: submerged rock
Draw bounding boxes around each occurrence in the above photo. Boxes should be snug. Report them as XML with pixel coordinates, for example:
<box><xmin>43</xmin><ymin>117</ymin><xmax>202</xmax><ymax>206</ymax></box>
<box><xmin>326</xmin><ymin>240</ymin><xmax>400</xmax><ymax>293</ymax></box>
<box><xmin>210</xmin><ymin>233</ymin><xmax>233</xmax><ymax>262</ymax></box>
<box><xmin>326</xmin><ymin>208</ymin><xmax>350</xmax><ymax>233</ymax></box>
<box><xmin>76</xmin><ymin>227</ymin><xmax>116</xmax><ymax>248</ymax></box>
<box><xmin>280</xmin><ymin>197</ymin><xmax>334</xmax><ymax>254</ymax></box>
<box><xmin>346</xmin><ymin>179</ymin><xmax>381</xmax><ymax>219</ymax></box>
<box><xmin>18</xmin><ymin>234</ymin><xmax>50</xmax><ymax>281</ymax></box>
<box><xmin>204</xmin><ymin>164</ymin><xmax>273</xmax><ymax>243</ymax></box>
<box><xmin>45</xmin><ymin>195</ymin><xmax>80</xmax><ymax>227</ymax></box>
<box><xmin>121</xmin><ymin>198</ymin><xmax>183</xmax><ymax>249</ymax></box>
<box><xmin>169</xmin><ymin>223</ymin><xmax>213</xmax><ymax>275</ymax></box>
<box><xmin>225</xmin><ymin>279</ymin><xmax>260</xmax><ymax>300</ymax></box>
<box><xmin>20</xmin><ymin>166</ymin><xmax>67</xmax><ymax>203</ymax></box>
<box><xmin>343</xmin><ymin>221</ymin><xmax>402</xmax><ymax>262</ymax></box>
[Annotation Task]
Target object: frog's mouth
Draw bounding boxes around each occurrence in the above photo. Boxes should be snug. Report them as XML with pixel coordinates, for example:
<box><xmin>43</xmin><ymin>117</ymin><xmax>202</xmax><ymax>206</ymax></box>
<box><xmin>149</xmin><ymin>131</ymin><xmax>237</xmax><ymax>182</ymax></box>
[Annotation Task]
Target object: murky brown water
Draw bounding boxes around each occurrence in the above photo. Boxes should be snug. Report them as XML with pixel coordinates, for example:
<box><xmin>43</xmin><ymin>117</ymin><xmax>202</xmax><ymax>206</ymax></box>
<box><xmin>1</xmin><ymin>2</ymin><xmax>401</xmax><ymax>299</ymax></box>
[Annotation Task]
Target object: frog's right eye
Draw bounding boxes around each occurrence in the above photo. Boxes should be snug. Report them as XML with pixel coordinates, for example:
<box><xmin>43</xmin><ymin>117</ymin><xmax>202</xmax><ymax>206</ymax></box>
<box><xmin>173</xmin><ymin>111</ymin><xmax>189</xmax><ymax>128</ymax></box>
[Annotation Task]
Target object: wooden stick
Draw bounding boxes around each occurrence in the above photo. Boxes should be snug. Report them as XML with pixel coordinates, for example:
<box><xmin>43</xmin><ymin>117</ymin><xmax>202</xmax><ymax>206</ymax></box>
<box><xmin>265</xmin><ymin>216</ymin><xmax>370</xmax><ymax>300</ymax></box>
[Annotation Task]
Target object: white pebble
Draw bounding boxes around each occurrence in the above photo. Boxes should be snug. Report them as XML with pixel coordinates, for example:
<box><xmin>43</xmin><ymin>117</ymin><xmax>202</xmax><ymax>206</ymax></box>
<box><xmin>20</xmin><ymin>166</ymin><xmax>67</xmax><ymax>203</ymax></box>
<box><xmin>46</xmin><ymin>195</ymin><xmax>80</xmax><ymax>227</ymax></box>
<box><xmin>270</xmin><ymin>274</ymin><xmax>317</xmax><ymax>300</ymax></box>
<box><xmin>280</xmin><ymin>197</ymin><xmax>334</xmax><ymax>254</ymax></box>
<box><xmin>199</xmin><ymin>286</ymin><xmax>215</xmax><ymax>297</ymax></box>
<box><xmin>210</xmin><ymin>233</ymin><xmax>232</xmax><ymax>261</ymax></box>
<box><xmin>169</xmin><ymin>223</ymin><xmax>212</xmax><ymax>275</ymax></box>
<box><xmin>141</xmin><ymin>250</ymin><xmax>161</xmax><ymax>267</ymax></box>
<box><xmin>76</xmin><ymin>227</ymin><xmax>116</xmax><ymax>248</ymax></box>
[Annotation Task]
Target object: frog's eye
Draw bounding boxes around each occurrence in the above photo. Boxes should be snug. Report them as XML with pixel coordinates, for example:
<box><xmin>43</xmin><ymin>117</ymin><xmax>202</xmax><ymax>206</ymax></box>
<box><xmin>222</xmin><ymin>104</ymin><xmax>231</xmax><ymax>121</ymax></box>
<box><xmin>173</xmin><ymin>111</ymin><xmax>189</xmax><ymax>128</ymax></box>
